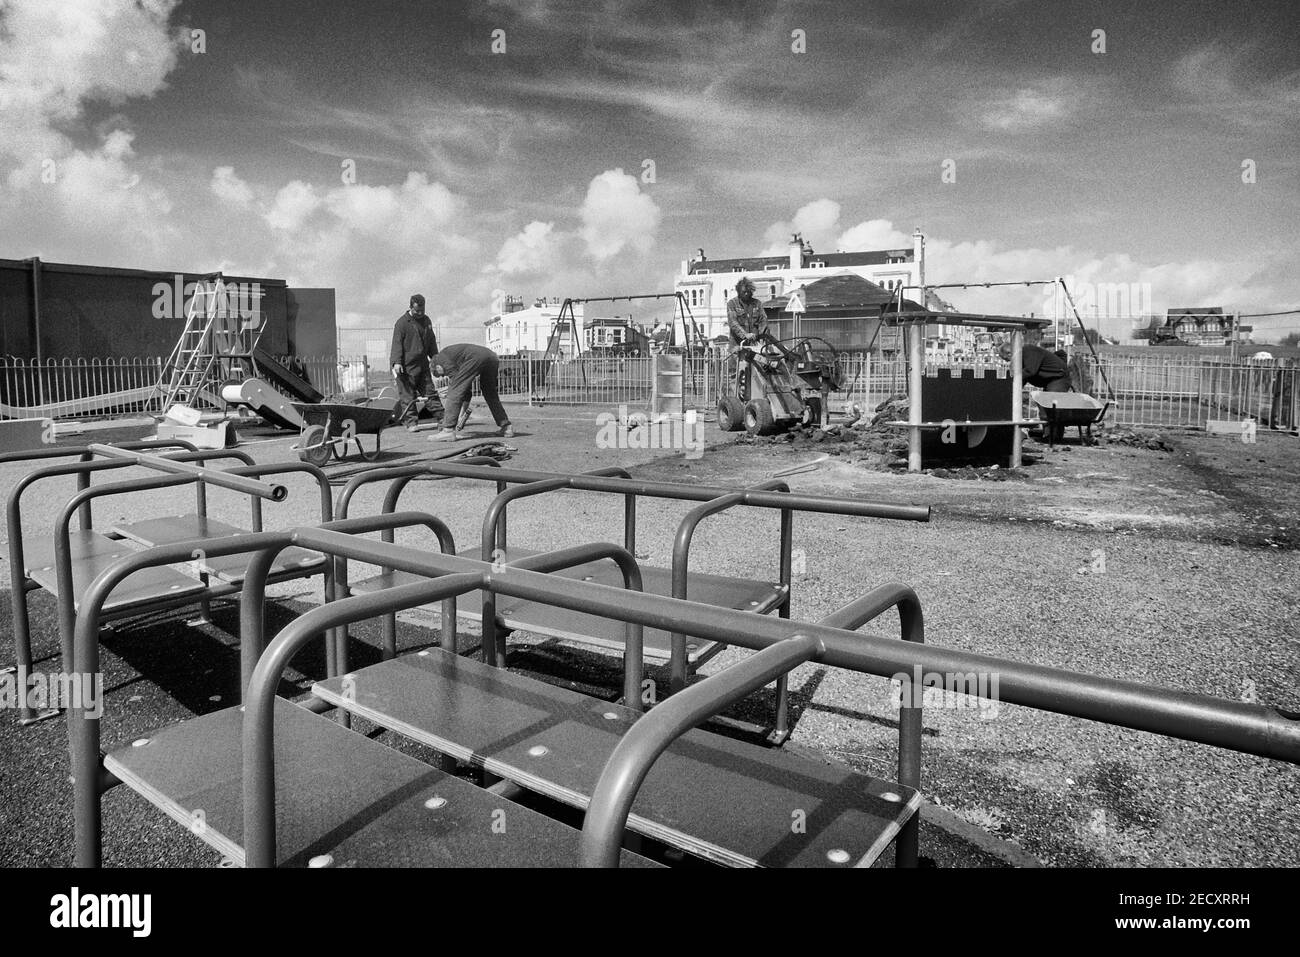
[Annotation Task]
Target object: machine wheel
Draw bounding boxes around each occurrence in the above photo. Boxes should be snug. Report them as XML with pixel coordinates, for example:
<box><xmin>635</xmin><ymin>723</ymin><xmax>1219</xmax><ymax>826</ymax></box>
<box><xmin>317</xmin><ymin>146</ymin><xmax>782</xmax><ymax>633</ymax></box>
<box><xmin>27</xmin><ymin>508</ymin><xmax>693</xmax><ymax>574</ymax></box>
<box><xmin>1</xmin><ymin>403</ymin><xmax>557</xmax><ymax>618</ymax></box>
<box><xmin>717</xmin><ymin>396</ymin><xmax>745</xmax><ymax>432</ymax></box>
<box><xmin>298</xmin><ymin>424</ymin><xmax>333</xmax><ymax>467</ymax></box>
<box><xmin>800</xmin><ymin>397</ymin><xmax>824</xmax><ymax>429</ymax></box>
<box><xmin>744</xmin><ymin>399</ymin><xmax>779</xmax><ymax>436</ymax></box>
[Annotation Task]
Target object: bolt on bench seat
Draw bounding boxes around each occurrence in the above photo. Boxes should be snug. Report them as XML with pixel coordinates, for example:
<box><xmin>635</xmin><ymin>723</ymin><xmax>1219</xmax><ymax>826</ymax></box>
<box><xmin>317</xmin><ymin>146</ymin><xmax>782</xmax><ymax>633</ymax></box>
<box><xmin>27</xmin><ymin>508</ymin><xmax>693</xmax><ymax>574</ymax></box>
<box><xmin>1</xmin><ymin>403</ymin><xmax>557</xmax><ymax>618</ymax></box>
<box><xmin>112</xmin><ymin>514</ymin><xmax>326</xmax><ymax>584</ymax></box>
<box><xmin>23</xmin><ymin>529</ymin><xmax>206</xmax><ymax>614</ymax></box>
<box><xmin>313</xmin><ymin>647</ymin><xmax>919</xmax><ymax>868</ymax></box>
<box><xmin>104</xmin><ymin>697</ymin><xmax>656</xmax><ymax>868</ymax></box>
<box><xmin>348</xmin><ymin>546</ymin><xmax>786</xmax><ymax>665</ymax></box>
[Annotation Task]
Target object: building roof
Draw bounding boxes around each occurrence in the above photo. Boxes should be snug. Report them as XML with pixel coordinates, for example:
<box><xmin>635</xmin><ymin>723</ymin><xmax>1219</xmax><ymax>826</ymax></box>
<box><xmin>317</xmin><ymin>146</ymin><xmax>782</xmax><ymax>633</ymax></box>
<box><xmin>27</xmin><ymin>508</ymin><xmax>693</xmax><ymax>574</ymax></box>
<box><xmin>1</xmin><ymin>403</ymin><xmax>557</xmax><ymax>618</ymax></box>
<box><xmin>0</xmin><ymin>257</ymin><xmax>285</xmax><ymax>287</ymax></box>
<box><xmin>763</xmin><ymin>273</ymin><xmax>922</xmax><ymax>313</ymax></box>
<box><xmin>686</xmin><ymin>248</ymin><xmax>913</xmax><ymax>275</ymax></box>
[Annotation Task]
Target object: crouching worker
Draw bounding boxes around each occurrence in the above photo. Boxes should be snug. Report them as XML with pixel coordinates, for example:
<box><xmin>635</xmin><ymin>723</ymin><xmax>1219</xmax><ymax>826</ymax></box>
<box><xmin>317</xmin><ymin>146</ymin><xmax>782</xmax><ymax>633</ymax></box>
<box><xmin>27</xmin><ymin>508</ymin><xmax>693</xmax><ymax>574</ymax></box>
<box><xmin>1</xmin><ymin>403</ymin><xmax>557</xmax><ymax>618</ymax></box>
<box><xmin>428</xmin><ymin>343</ymin><xmax>514</xmax><ymax>441</ymax></box>
<box><xmin>998</xmin><ymin>342</ymin><xmax>1071</xmax><ymax>393</ymax></box>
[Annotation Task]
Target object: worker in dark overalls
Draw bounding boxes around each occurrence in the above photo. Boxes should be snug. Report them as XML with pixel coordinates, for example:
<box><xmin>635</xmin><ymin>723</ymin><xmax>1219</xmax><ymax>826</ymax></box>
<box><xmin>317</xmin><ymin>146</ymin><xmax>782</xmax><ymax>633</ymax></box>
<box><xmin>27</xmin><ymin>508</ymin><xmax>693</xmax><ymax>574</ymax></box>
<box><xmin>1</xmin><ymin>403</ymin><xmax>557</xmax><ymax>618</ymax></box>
<box><xmin>428</xmin><ymin>342</ymin><xmax>514</xmax><ymax>441</ymax></box>
<box><xmin>390</xmin><ymin>293</ymin><xmax>446</xmax><ymax>431</ymax></box>
<box><xmin>726</xmin><ymin>276</ymin><xmax>769</xmax><ymax>402</ymax></box>
<box><xmin>999</xmin><ymin>342</ymin><xmax>1071</xmax><ymax>393</ymax></box>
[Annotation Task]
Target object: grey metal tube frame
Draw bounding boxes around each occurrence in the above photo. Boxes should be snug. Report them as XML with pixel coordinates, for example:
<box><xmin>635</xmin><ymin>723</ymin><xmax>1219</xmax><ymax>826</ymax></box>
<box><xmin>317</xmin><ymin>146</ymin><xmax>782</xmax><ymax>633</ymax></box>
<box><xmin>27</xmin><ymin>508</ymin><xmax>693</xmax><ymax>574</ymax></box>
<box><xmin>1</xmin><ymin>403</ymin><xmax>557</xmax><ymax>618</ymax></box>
<box><xmin>669</xmin><ymin>480</ymin><xmax>792</xmax><ymax>740</ymax></box>
<box><xmin>72</xmin><ymin>525</ymin><xmax>1300</xmax><ymax>867</ymax></box>
<box><xmin>86</xmin><ymin>443</ymin><xmax>289</xmax><ymax>501</ymax></box>
<box><xmin>5</xmin><ymin>449</ymin><xmax>260</xmax><ymax>723</ymax></box>
<box><xmin>68</xmin><ymin>511</ymin><xmax>456</xmax><ymax>867</ymax></box>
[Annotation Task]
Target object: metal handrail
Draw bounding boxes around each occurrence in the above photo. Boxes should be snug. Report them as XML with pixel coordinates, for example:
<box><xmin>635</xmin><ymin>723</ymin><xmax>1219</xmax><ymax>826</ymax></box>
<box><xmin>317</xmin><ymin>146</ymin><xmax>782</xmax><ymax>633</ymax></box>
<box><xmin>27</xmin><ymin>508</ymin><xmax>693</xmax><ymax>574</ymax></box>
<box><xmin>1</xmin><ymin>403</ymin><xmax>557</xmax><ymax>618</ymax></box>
<box><xmin>422</xmin><ymin>462</ymin><xmax>931</xmax><ymax>523</ymax></box>
<box><xmin>668</xmin><ymin>480</ymin><xmax>790</xmax><ymax>691</ymax></box>
<box><xmin>87</xmin><ymin>443</ymin><xmax>287</xmax><ymax>501</ymax></box>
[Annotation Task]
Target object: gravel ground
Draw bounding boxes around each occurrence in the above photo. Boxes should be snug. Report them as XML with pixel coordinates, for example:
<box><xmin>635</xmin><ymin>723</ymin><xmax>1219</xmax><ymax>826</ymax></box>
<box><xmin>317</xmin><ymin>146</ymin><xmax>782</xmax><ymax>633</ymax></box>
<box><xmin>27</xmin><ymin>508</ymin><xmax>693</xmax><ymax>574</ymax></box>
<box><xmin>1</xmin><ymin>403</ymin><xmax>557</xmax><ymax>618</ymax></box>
<box><xmin>2</xmin><ymin>402</ymin><xmax>1297</xmax><ymax>867</ymax></box>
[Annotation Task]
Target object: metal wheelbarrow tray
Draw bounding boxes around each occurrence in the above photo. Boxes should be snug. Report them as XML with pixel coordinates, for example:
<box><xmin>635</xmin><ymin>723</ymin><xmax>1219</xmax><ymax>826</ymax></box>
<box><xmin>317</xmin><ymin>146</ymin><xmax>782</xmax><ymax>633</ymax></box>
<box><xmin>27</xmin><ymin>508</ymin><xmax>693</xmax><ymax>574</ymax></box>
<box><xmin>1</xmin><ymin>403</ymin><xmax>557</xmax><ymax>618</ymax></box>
<box><xmin>291</xmin><ymin>399</ymin><xmax>397</xmax><ymax>465</ymax></box>
<box><xmin>1030</xmin><ymin>392</ymin><xmax>1110</xmax><ymax>447</ymax></box>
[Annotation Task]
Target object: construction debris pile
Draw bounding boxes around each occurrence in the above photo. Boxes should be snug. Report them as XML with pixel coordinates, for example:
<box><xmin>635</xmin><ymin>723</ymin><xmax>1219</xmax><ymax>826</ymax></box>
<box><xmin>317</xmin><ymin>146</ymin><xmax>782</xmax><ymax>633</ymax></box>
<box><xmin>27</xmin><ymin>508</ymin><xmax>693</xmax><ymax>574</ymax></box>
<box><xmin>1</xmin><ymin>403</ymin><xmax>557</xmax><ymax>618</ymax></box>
<box><xmin>735</xmin><ymin>392</ymin><xmax>1042</xmax><ymax>479</ymax></box>
<box><xmin>734</xmin><ymin>394</ymin><xmax>909</xmax><ymax>469</ymax></box>
<box><xmin>1099</xmin><ymin>428</ymin><xmax>1176</xmax><ymax>452</ymax></box>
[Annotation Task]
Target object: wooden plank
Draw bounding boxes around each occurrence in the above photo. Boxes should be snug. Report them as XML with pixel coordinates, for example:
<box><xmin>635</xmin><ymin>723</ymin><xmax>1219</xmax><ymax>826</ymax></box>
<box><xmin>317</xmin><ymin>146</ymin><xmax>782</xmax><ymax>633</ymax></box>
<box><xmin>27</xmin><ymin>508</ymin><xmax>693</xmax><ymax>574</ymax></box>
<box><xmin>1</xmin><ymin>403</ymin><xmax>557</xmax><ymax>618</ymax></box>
<box><xmin>112</xmin><ymin>514</ymin><xmax>249</xmax><ymax>545</ymax></box>
<box><xmin>113</xmin><ymin>515</ymin><xmax>326</xmax><ymax>584</ymax></box>
<box><xmin>104</xmin><ymin>698</ymin><xmax>657</xmax><ymax>868</ymax></box>
<box><xmin>314</xmin><ymin>650</ymin><xmax>919</xmax><ymax>868</ymax></box>
<box><xmin>349</xmin><ymin>547</ymin><xmax>785</xmax><ymax>664</ymax></box>
<box><xmin>24</xmin><ymin>531</ymin><xmax>205</xmax><ymax>613</ymax></box>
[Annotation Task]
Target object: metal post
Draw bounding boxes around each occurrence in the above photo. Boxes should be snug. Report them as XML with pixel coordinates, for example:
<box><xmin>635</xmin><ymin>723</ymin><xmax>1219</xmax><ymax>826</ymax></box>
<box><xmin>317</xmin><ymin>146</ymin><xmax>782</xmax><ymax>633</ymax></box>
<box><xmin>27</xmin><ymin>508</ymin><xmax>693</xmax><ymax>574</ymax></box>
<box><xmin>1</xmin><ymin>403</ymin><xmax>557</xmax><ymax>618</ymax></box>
<box><xmin>908</xmin><ymin>322</ymin><xmax>923</xmax><ymax>472</ymax></box>
<box><xmin>1010</xmin><ymin>327</ymin><xmax>1025</xmax><ymax>468</ymax></box>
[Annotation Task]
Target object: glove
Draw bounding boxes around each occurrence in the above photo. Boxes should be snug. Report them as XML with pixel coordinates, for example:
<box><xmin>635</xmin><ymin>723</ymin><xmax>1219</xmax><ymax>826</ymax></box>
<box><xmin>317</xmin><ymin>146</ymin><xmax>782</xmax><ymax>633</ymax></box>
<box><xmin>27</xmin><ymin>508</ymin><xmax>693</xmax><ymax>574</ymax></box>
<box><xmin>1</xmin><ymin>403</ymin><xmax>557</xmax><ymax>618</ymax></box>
<box><xmin>391</xmin><ymin>363</ymin><xmax>404</xmax><ymax>379</ymax></box>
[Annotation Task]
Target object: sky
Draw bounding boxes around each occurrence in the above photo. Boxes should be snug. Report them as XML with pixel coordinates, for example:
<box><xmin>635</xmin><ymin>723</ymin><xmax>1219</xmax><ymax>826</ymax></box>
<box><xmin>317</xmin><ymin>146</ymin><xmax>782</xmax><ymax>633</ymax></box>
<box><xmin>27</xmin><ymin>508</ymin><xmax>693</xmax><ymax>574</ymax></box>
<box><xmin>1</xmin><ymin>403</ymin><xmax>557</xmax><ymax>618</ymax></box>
<box><xmin>1</xmin><ymin>0</ymin><xmax>1298</xmax><ymax>344</ymax></box>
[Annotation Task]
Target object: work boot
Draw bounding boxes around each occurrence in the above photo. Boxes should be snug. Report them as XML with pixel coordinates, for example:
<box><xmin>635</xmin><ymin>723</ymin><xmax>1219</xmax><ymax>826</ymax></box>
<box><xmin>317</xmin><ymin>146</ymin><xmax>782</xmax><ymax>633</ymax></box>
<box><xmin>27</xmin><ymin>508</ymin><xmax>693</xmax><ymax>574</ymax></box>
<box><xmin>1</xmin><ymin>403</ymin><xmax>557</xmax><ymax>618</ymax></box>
<box><xmin>428</xmin><ymin>429</ymin><xmax>459</xmax><ymax>442</ymax></box>
<box><xmin>499</xmin><ymin>424</ymin><xmax>515</xmax><ymax>438</ymax></box>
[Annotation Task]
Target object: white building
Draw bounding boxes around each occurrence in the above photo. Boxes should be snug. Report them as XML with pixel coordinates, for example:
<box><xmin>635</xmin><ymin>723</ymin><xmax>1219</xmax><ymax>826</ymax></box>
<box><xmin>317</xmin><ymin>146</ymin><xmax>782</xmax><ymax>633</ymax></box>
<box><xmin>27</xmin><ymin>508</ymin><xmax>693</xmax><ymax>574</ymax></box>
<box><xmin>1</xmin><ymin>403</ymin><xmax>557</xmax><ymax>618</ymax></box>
<box><xmin>485</xmin><ymin>296</ymin><xmax>584</xmax><ymax>357</ymax></box>
<box><xmin>675</xmin><ymin>230</ymin><xmax>926</xmax><ymax>341</ymax></box>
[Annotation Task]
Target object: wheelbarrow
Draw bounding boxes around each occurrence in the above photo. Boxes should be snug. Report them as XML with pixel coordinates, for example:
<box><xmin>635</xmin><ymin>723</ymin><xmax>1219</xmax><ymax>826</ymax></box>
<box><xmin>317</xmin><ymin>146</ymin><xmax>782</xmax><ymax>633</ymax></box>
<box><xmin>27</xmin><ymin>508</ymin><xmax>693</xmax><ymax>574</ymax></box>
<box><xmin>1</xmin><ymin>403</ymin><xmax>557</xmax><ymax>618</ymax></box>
<box><xmin>1030</xmin><ymin>392</ymin><xmax>1111</xmax><ymax>447</ymax></box>
<box><xmin>291</xmin><ymin>399</ymin><xmax>397</xmax><ymax>465</ymax></box>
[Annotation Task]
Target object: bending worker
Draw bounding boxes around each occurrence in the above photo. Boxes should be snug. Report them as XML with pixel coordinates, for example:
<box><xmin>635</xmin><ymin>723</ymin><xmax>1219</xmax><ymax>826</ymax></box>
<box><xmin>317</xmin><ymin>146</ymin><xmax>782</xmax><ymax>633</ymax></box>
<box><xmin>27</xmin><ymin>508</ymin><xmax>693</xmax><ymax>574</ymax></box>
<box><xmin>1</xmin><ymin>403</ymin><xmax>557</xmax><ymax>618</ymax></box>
<box><xmin>428</xmin><ymin>342</ymin><xmax>514</xmax><ymax>441</ymax></box>
<box><xmin>726</xmin><ymin>276</ymin><xmax>768</xmax><ymax>399</ymax></box>
<box><xmin>390</xmin><ymin>293</ymin><xmax>445</xmax><ymax>431</ymax></box>
<box><xmin>999</xmin><ymin>341</ymin><xmax>1071</xmax><ymax>393</ymax></box>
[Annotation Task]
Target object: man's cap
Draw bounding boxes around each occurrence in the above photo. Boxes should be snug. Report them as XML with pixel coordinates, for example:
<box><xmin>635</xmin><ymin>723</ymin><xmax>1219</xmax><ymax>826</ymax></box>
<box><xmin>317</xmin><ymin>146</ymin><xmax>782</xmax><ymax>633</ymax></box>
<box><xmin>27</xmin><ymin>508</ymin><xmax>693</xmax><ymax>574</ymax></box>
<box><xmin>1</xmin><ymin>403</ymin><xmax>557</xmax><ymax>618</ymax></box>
<box><xmin>736</xmin><ymin>277</ymin><xmax>754</xmax><ymax>291</ymax></box>
<box><xmin>410</xmin><ymin>294</ymin><xmax>426</xmax><ymax>307</ymax></box>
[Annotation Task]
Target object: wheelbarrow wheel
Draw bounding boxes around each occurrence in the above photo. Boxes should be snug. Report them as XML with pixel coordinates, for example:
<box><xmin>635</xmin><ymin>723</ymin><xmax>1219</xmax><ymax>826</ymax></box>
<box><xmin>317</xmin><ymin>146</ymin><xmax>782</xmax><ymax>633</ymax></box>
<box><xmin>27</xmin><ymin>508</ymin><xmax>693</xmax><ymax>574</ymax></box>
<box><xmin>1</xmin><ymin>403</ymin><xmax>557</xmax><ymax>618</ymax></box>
<box><xmin>298</xmin><ymin>424</ymin><xmax>333</xmax><ymax>467</ymax></box>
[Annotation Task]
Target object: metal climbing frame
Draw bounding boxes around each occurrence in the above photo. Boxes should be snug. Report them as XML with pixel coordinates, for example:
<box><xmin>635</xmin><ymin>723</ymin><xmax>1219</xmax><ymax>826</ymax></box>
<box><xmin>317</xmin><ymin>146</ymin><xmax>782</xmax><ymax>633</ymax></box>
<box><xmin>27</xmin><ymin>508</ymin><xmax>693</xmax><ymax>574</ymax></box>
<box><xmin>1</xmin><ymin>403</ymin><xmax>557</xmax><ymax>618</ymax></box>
<box><xmin>67</xmin><ymin>523</ymin><xmax>1300</xmax><ymax>867</ymax></box>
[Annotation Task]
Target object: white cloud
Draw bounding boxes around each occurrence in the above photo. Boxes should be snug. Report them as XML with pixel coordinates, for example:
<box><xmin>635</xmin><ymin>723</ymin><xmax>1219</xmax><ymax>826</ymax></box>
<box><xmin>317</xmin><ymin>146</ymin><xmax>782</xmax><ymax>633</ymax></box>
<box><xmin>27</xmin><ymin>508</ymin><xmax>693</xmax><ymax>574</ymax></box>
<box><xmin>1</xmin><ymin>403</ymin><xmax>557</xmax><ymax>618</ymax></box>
<box><xmin>980</xmin><ymin>87</ymin><xmax>1067</xmax><ymax>131</ymax></box>
<box><xmin>761</xmin><ymin>202</ymin><xmax>913</xmax><ymax>256</ymax></box>
<box><xmin>836</xmin><ymin>219</ymin><xmax>912</xmax><ymax>252</ymax></box>
<box><xmin>493</xmin><ymin>220</ymin><xmax>561</xmax><ymax>275</ymax></box>
<box><xmin>579</xmin><ymin>168</ymin><xmax>660</xmax><ymax>260</ymax></box>
<box><xmin>264</xmin><ymin>180</ymin><xmax>321</xmax><ymax>232</ymax></box>
<box><xmin>761</xmin><ymin>199</ymin><xmax>843</xmax><ymax>255</ymax></box>
<box><xmin>0</xmin><ymin>0</ymin><xmax>183</xmax><ymax>259</ymax></box>
<box><xmin>210</xmin><ymin>166</ymin><xmax>254</xmax><ymax>206</ymax></box>
<box><xmin>0</xmin><ymin>0</ymin><xmax>183</xmax><ymax>161</ymax></box>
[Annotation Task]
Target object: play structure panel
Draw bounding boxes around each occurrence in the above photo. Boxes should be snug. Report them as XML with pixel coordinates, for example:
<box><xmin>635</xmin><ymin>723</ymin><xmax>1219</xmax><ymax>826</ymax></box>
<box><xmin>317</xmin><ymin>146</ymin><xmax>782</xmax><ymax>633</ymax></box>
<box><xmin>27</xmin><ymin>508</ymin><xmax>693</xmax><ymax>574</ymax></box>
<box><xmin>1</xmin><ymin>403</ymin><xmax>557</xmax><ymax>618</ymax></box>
<box><xmin>919</xmin><ymin>368</ymin><xmax>1016</xmax><ymax>467</ymax></box>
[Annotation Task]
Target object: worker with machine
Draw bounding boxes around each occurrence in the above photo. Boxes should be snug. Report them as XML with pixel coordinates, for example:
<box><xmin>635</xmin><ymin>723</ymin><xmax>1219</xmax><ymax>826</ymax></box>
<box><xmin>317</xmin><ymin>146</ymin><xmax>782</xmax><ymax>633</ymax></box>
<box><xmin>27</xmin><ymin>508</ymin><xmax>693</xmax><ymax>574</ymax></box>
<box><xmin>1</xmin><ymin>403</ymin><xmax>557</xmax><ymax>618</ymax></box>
<box><xmin>428</xmin><ymin>342</ymin><xmax>515</xmax><ymax>441</ymax></box>
<box><xmin>999</xmin><ymin>342</ymin><xmax>1071</xmax><ymax>393</ymax></box>
<box><xmin>390</xmin><ymin>294</ymin><xmax>446</xmax><ymax>431</ymax></box>
<box><xmin>726</xmin><ymin>276</ymin><xmax>770</xmax><ymax>398</ymax></box>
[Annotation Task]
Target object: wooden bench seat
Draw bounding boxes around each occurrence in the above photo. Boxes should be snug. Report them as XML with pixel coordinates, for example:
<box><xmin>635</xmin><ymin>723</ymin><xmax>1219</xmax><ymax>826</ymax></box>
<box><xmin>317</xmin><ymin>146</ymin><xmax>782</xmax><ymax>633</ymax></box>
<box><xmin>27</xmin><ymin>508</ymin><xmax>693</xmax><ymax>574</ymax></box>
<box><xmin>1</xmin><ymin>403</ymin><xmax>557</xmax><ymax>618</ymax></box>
<box><xmin>103</xmin><ymin>697</ymin><xmax>656</xmax><ymax>868</ymax></box>
<box><xmin>349</xmin><ymin>547</ymin><xmax>786</xmax><ymax>665</ymax></box>
<box><xmin>112</xmin><ymin>514</ymin><xmax>326</xmax><ymax>584</ymax></box>
<box><xmin>23</xmin><ymin>530</ymin><xmax>205</xmax><ymax>614</ymax></box>
<box><xmin>313</xmin><ymin>648</ymin><xmax>919</xmax><ymax>868</ymax></box>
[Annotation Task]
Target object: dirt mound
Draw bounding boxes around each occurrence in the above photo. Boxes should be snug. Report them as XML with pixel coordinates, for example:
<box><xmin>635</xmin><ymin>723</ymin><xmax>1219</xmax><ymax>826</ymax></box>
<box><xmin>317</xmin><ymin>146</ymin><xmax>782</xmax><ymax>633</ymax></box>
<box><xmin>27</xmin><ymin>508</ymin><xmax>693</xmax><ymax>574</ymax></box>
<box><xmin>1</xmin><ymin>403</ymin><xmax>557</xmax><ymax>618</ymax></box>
<box><xmin>1102</xmin><ymin>428</ymin><xmax>1176</xmax><ymax>452</ymax></box>
<box><xmin>733</xmin><ymin>393</ymin><xmax>911</xmax><ymax>467</ymax></box>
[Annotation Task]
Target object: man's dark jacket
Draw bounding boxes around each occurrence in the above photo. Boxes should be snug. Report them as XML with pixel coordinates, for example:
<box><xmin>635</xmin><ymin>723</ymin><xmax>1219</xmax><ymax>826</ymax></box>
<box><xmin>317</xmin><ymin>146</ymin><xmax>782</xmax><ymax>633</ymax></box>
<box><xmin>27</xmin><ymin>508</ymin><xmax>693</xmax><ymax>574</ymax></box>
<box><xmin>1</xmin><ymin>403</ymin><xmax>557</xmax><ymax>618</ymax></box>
<box><xmin>390</xmin><ymin>312</ymin><xmax>439</xmax><ymax>370</ymax></box>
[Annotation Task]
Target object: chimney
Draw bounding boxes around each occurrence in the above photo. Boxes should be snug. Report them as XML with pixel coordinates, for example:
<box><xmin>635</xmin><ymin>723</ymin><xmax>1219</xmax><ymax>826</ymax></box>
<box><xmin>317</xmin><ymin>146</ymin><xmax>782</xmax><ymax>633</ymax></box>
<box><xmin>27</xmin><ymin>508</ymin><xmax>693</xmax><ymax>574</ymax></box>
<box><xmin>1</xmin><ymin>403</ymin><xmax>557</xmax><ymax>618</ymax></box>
<box><xmin>788</xmin><ymin>233</ymin><xmax>803</xmax><ymax>270</ymax></box>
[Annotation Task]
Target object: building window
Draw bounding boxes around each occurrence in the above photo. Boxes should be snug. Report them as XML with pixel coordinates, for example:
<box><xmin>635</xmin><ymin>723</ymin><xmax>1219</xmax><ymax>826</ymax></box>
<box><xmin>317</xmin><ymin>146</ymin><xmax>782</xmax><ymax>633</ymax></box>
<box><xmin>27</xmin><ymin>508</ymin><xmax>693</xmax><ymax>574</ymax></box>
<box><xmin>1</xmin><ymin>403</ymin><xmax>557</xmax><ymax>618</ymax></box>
<box><xmin>810</xmin><ymin>261</ymin><xmax>825</xmax><ymax>268</ymax></box>
<box><xmin>764</xmin><ymin>264</ymin><xmax>781</xmax><ymax>271</ymax></box>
